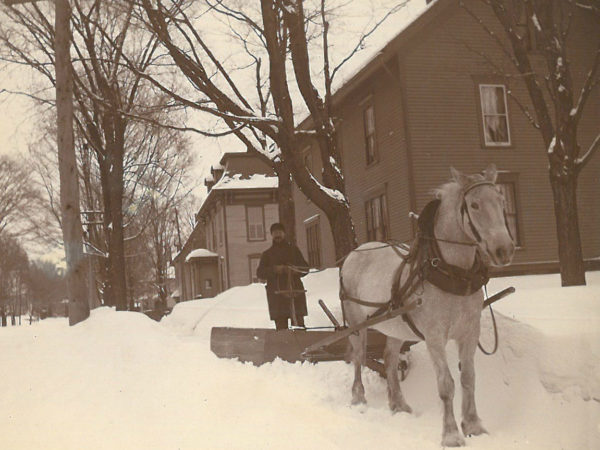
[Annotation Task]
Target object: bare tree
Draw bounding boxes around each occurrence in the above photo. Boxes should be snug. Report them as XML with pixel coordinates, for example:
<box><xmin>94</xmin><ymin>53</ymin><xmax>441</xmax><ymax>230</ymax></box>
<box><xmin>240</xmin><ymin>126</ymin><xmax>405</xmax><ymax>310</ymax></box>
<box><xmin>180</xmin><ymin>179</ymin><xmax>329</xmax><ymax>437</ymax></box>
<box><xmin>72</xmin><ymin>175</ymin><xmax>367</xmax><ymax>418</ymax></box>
<box><xmin>460</xmin><ymin>0</ymin><xmax>599</xmax><ymax>286</ymax></box>
<box><xmin>0</xmin><ymin>0</ymin><xmax>191</xmax><ymax>308</ymax></box>
<box><xmin>0</xmin><ymin>232</ymin><xmax>29</xmax><ymax>326</ymax></box>
<box><xmin>132</xmin><ymin>0</ymin><xmax>405</xmax><ymax>260</ymax></box>
<box><xmin>0</xmin><ymin>155</ymin><xmax>40</xmax><ymax>236</ymax></box>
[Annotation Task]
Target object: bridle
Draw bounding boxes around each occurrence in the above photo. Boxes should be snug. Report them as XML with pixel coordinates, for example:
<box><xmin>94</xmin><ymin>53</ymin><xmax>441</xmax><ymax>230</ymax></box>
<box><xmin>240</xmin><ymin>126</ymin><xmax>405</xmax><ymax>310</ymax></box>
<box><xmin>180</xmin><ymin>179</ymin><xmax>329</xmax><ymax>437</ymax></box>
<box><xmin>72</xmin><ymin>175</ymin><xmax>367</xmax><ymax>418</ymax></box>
<box><xmin>458</xmin><ymin>180</ymin><xmax>514</xmax><ymax>246</ymax></box>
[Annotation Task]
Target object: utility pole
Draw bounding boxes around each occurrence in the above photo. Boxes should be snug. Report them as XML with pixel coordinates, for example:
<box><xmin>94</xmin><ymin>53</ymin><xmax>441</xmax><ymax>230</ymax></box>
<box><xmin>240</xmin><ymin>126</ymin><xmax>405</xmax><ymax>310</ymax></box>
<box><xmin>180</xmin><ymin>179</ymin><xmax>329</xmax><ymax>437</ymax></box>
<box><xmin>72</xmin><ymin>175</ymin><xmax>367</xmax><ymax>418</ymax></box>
<box><xmin>3</xmin><ymin>0</ymin><xmax>89</xmax><ymax>324</ymax></box>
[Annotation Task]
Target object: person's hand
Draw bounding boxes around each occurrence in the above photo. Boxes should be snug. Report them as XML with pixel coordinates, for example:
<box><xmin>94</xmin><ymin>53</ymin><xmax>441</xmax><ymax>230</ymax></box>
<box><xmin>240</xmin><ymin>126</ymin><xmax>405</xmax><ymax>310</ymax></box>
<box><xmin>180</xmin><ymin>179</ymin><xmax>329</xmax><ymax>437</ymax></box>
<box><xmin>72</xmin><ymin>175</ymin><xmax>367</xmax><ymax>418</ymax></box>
<box><xmin>274</xmin><ymin>265</ymin><xmax>288</xmax><ymax>274</ymax></box>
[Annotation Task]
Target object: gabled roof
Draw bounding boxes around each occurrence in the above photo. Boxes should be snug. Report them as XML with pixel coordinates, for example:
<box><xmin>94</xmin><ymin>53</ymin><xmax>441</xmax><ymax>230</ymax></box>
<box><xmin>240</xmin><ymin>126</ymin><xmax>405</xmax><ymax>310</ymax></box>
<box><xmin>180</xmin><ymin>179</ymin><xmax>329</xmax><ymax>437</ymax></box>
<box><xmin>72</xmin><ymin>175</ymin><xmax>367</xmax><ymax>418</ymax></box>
<box><xmin>297</xmin><ymin>0</ymin><xmax>444</xmax><ymax>128</ymax></box>
<box><xmin>330</xmin><ymin>0</ymin><xmax>440</xmax><ymax>100</ymax></box>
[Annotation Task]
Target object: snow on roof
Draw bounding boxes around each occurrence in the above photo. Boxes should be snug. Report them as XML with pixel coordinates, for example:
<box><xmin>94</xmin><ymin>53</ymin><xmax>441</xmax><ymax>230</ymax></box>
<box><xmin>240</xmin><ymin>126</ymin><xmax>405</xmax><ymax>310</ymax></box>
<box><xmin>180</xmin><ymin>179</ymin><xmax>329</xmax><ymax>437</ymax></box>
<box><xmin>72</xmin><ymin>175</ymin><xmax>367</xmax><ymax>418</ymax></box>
<box><xmin>185</xmin><ymin>248</ymin><xmax>218</xmax><ymax>262</ymax></box>
<box><xmin>212</xmin><ymin>172</ymin><xmax>278</xmax><ymax>191</ymax></box>
<box><xmin>294</xmin><ymin>0</ymin><xmax>435</xmax><ymax>126</ymax></box>
<box><xmin>330</xmin><ymin>0</ymin><xmax>435</xmax><ymax>95</ymax></box>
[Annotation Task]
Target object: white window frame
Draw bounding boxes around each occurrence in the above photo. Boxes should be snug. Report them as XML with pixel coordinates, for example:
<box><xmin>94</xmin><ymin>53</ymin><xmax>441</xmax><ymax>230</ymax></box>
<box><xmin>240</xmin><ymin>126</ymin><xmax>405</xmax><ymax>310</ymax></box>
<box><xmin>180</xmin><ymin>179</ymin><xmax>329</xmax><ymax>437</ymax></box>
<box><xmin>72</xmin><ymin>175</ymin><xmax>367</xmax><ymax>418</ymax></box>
<box><xmin>363</xmin><ymin>102</ymin><xmax>378</xmax><ymax>165</ymax></box>
<box><xmin>304</xmin><ymin>217</ymin><xmax>322</xmax><ymax>269</ymax></box>
<box><xmin>479</xmin><ymin>84</ymin><xmax>511</xmax><ymax>147</ymax></box>
<box><xmin>246</xmin><ymin>205</ymin><xmax>266</xmax><ymax>241</ymax></box>
<box><xmin>248</xmin><ymin>255</ymin><xmax>261</xmax><ymax>283</ymax></box>
<box><xmin>365</xmin><ymin>192</ymin><xmax>389</xmax><ymax>242</ymax></box>
<box><xmin>495</xmin><ymin>175</ymin><xmax>522</xmax><ymax>248</ymax></box>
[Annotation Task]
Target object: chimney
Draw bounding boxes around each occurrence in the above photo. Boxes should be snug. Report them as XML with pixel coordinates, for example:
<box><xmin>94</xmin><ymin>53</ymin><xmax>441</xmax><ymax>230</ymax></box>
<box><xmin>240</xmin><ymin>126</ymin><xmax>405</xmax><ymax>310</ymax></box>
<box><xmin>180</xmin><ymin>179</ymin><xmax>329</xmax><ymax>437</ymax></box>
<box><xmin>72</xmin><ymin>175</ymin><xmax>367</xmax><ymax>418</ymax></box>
<box><xmin>211</xmin><ymin>163</ymin><xmax>224</xmax><ymax>183</ymax></box>
<box><xmin>204</xmin><ymin>174</ymin><xmax>215</xmax><ymax>192</ymax></box>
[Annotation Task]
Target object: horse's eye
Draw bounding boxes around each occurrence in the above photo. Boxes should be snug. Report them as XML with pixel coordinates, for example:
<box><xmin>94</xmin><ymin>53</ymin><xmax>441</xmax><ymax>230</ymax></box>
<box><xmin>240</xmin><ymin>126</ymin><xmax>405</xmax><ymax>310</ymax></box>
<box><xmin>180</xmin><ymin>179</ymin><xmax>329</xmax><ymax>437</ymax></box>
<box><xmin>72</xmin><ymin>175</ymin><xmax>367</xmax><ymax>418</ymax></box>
<box><xmin>470</xmin><ymin>202</ymin><xmax>479</xmax><ymax>210</ymax></box>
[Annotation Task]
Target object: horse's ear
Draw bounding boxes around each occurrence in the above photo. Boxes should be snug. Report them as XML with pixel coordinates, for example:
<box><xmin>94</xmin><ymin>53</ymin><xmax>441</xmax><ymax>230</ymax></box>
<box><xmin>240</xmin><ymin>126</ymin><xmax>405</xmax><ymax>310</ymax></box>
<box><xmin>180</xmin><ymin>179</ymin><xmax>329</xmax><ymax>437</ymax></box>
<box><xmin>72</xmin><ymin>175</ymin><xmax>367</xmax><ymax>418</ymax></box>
<box><xmin>483</xmin><ymin>164</ymin><xmax>498</xmax><ymax>183</ymax></box>
<box><xmin>450</xmin><ymin>166</ymin><xmax>469</xmax><ymax>187</ymax></box>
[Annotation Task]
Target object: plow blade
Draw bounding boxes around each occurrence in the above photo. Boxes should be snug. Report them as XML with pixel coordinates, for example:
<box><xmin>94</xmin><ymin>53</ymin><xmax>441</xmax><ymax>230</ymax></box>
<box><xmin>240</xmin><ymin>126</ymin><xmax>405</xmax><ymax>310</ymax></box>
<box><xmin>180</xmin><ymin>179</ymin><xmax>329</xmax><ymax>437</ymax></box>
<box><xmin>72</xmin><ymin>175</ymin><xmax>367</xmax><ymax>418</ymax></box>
<box><xmin>210</xmin><ymin>327</ymin><xmax>388</xmax><ymax>366</ymax></box>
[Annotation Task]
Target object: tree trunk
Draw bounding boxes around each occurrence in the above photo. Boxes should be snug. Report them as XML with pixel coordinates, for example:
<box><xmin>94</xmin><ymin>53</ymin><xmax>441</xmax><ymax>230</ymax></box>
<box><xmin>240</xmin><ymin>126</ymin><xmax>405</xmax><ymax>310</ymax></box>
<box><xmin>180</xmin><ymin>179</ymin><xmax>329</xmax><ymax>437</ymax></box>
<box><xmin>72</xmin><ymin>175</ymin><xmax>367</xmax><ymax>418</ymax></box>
<box><xmin>55</xmin><ymin>0</ymin><xmax>89</xmax><ymax>325</ymax></box>
<box><xmin>99</xmin><ymin>140</ymin><xmax>128</xmax><ymax>310</ymax></box>
<box><xmin>107</xmin><ymin>152</ymin><xmax>128</xmax><ymax>311</ymax></box>
<box><xmin>324</xmin><ymin>202</ymin><xmax>356</xmax><ymax>265</ymax></box>
<box><xmin>549</xmin><ymin>171</ymin><xmax>586</xmax><ymax>286</ymax></box>
<box><xmin>276</xmin><ymin>166</ymin><xmax>297</xmax><ymax>244</ymax></box>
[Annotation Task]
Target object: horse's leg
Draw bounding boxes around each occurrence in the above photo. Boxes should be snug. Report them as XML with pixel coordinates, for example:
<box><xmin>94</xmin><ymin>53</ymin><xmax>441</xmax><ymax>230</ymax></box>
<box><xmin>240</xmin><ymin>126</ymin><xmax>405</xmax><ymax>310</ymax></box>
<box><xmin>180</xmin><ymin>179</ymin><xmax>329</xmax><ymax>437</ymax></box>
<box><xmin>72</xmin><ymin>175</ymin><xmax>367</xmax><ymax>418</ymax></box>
<box><xmin>384</xmin><ymin>337</ymin><xmax>412</xmax><ymax>413</ymax></box>
<box><xmin>348</xmin><ymin>329</ymin><xmax>367</xmax><ymax>405</ymax></box>
<box><xmin>458</xmin><ymin>337</ymin><xmax>488</xmax><ymax>437</ymax></box>
<box><xmin>426</xmin><ymin>338</ymin><xmax>465</xmax><ymax>447</ymax></box>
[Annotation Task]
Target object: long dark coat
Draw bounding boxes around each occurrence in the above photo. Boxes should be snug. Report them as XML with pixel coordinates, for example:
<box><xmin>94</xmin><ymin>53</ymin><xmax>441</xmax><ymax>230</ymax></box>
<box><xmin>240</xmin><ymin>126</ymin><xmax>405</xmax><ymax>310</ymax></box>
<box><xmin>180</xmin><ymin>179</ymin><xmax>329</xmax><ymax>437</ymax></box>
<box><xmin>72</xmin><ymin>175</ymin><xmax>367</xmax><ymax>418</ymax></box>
<box><xmin>256</xmin><ymin>241</ymin><xmax>309</xmax><ymax>321</ymax></box>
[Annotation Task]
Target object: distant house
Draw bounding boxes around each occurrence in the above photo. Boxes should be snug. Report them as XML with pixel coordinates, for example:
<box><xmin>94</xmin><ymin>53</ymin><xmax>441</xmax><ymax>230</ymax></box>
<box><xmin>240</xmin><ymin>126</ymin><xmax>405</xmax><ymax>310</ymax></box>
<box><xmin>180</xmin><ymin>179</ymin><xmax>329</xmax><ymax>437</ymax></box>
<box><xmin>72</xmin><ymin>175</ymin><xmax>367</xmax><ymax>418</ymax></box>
<box><xmin>292</xmin><ymin>0</ymin><xmax>600</xmax><ymax>275</ymax></box>
<box><xmin>173</xmin><ymin>152</ymin><xmax>279</xmax><ymax>300</ymax></box>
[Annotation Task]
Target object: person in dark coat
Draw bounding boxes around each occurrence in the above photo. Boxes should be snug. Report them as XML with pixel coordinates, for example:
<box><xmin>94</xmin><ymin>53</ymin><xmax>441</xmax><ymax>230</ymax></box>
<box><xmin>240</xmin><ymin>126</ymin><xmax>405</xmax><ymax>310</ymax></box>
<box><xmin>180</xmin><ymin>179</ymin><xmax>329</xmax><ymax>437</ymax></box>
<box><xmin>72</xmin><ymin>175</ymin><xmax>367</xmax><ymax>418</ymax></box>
<box><xmin>256</xmin><ymin>223</ymin><xmax>309</xmax><ymax>330</ymax></box>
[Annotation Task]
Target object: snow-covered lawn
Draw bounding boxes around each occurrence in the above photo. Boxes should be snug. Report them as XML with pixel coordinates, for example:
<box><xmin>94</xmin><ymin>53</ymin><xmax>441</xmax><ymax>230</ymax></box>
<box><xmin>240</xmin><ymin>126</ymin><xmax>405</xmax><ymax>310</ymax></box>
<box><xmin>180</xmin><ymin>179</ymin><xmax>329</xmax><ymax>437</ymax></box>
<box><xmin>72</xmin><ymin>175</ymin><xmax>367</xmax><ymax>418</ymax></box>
<box><xmin>1</xmin><ymin>271</ymin><xmax>598</xmax><ymax>449</ymax></box>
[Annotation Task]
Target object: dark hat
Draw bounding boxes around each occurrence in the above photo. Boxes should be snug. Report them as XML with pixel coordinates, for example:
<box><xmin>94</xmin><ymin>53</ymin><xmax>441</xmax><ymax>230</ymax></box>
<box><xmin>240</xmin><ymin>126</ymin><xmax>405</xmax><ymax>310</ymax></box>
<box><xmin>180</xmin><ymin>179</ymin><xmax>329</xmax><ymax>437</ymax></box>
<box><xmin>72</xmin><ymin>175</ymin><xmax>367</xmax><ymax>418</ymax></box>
<box><xmin>270</xmin><ymin>222</ymin><xmax>285</xmax><ymax>233</ymax></box>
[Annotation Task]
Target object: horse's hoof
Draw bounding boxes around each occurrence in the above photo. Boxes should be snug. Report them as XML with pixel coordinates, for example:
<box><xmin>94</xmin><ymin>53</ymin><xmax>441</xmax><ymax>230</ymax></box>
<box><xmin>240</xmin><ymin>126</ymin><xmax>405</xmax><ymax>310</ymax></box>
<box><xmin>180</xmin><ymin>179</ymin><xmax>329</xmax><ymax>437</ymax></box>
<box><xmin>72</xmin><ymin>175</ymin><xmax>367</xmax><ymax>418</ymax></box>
<box><xmin>441</xmin><ymin>431</ymin><xmax>465</xmax><ymax>447</ymax></box>
<box><xmin>390</xmin><ymin>401</ymin><xmax>412</xmax><ymax>414</ymax></box>
<box><xmin>351</xmin><ymin>395</ymin><xmax>366</xmax><ymax>406</ymax></box>
<box><xmin>461</xmin><ymin>420</ymin><xmax>488</xmax><ymax>437</ymax></box>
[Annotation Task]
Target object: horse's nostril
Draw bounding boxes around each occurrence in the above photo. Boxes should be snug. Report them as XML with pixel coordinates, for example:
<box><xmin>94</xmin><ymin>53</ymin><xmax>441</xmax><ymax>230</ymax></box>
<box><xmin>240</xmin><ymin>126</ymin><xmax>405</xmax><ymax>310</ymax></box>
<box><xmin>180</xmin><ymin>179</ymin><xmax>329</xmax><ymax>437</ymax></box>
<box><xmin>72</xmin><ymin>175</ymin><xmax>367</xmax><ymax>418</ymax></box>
<box><xmin>495</xmin><ymin>247</ymin><xmax>505</xmax><ymax>261</ymax></box>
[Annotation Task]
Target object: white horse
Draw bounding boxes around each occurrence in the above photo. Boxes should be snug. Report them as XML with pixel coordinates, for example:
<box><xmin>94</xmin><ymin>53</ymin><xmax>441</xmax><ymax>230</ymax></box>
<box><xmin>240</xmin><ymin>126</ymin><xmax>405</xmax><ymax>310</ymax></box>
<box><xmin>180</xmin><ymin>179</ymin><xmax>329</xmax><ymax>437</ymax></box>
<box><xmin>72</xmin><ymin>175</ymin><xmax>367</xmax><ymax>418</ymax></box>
<box><xmin>341</xmin><ymin>165</ymin><xmax>515</xmax><ymax>447</ymax></box>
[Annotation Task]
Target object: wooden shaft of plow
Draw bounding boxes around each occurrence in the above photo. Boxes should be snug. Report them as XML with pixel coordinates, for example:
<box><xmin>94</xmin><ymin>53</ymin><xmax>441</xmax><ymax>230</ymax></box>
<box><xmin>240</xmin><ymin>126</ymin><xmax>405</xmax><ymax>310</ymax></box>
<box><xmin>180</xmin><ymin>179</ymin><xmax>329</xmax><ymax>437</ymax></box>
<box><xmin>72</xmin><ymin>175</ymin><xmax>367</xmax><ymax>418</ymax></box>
<box><xmin>318</xmin><ymin>299</ymin><xmax>341</xmax><ymax>329</ymax></box>
<box><xmin>482</xmin><ymin>287</ymin><xmax>515</xmax><ymax>309</ymax></box>
<box><xmin>302</xmin><ymin>299</ymin><xmax>421</xmax><ymax>356</ymax></box>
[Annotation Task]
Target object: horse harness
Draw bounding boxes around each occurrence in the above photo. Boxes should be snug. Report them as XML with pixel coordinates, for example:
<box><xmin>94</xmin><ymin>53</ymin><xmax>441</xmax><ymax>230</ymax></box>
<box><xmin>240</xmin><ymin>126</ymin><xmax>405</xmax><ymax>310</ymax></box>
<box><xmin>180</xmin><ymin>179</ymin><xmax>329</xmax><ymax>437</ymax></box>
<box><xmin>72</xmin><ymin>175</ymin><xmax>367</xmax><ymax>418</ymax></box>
<box><xmin>340</xmin><ymin>184</ymin><xmax>497</xmax><ymax>340</ymax></box>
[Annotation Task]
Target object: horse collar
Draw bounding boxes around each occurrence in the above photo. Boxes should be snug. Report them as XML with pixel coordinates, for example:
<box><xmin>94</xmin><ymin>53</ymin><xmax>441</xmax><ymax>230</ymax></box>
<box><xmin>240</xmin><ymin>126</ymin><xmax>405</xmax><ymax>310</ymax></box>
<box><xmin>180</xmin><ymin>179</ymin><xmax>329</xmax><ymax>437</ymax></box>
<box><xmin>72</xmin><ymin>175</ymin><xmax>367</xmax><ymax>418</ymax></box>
<box><xmin>417</xmin><ymin>199</ymin><xmax>489</xmax><ymax>296</ymax></box>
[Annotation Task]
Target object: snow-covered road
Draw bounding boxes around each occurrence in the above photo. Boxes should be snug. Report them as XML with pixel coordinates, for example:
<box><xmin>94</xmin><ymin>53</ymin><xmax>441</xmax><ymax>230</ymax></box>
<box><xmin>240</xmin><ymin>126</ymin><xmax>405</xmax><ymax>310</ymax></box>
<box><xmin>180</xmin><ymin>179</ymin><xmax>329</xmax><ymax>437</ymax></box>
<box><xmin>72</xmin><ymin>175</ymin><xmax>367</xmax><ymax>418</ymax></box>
<box><xmin>1</xmin><ymin>271</ymin><xmax>598</xmax><ymax>449</ymax></box>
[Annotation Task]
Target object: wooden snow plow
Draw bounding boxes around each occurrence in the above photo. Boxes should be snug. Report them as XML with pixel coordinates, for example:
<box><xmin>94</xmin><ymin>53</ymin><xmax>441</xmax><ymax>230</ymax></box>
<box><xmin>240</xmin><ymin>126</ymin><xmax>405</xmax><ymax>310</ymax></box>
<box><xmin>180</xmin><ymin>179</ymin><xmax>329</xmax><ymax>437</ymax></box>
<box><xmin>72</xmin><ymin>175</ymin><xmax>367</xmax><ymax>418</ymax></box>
<box><xmin>210</xmin><ymin>285</ymin><xmax>515</xmax><ymax>378</ymax></box>
<box><xmin>210</xmin><ymin>299</ymin><xmax>416</xmax><ymax>378</ymax></box>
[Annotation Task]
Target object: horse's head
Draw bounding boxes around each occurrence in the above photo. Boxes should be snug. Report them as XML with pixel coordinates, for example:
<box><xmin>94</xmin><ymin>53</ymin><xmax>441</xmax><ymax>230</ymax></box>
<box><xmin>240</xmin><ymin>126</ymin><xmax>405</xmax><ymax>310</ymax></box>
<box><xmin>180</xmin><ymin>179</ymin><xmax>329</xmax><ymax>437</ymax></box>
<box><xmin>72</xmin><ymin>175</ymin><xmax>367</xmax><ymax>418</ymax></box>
<box><xmin>450</xmin><ymin>165</ymin><xmax>515</xmax><ymax>267</ymax></box>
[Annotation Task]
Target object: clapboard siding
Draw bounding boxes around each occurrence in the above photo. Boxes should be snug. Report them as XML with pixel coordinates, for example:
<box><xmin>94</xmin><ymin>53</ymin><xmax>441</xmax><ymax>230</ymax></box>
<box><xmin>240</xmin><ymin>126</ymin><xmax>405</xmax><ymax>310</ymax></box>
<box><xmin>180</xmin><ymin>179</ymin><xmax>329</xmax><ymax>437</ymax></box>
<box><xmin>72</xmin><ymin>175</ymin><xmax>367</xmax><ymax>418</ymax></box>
<box><xmin>340</xmin><ymin>64</ymin><xmax>412</xmax><ymax>244</ymax></box>
<box><xmin>401</xmin><ymin>1</ymin><xmax>599</xmax><ymax>266</ymax></box>
<box><xmin>567</xmin><ymin>9</ymin><xmax>600</xmax><ymax>260</ymax></box>
<box><xmin>293</xmin><ymin>63</ymin><xmax>412</xmax><ymax>266</ymax></box>
<box><xmin>292</xmin><ymin>147</ymin><xmax>337</xmax><ymax>268</ymax></box>
<box><xmin>225</xmin><ymin>203</ymin><xmax>278</xmax><ymax>287</ymax></box>
<box><xmin>293</xmin><ymin>0</ymin><xmax>599</xmax><ymax>270</ymax></box>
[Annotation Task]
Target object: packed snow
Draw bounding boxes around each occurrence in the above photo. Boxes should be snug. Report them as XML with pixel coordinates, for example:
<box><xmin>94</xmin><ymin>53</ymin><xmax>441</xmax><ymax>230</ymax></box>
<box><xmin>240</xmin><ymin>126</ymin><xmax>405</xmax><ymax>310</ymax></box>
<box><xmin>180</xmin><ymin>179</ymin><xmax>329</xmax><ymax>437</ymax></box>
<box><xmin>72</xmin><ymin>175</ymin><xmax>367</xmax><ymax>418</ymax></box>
<box><xmin>1</xmin><ymin>270</ymin><xmax>599</xmax><ymax>449</ymax></box>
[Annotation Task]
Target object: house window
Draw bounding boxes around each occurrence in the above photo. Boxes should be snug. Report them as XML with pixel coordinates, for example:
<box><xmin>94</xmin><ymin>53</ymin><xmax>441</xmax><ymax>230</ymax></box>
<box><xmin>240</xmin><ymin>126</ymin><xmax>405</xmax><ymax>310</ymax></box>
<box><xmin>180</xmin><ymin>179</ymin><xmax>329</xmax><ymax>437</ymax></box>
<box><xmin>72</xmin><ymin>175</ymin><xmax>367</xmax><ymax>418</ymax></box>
<box><xmin>205</xmin><ymin>278</ymin><xmax>213</xmax><ymax>290</ymax></box>
<box><xmin>479</xmin><ymin>84</ymin><xmax>511</xmax><ymax>146</ymax></box>
<box><xmin>246</xmin><ymin>205</ymin><xmax>265</xmax><ymax>241</ymax></box>
<box><xmin>305</xmin><ymin>220</ymin><xmax>322</xmax><ymax>268</ymax></box>
<box><xmin>249</xmin><ymin>255</ymin><xmax>261</xmax><ymax>283</ymax></box>
<box><xmin>217</xmin><ymin>209</ymin><xmax>224</xmax><ymax>246</ymax></box>
<box><xmin>210</xmin><ymin>219</ymin><xmax>216</xmax><ymax>251</ymax></box>
<box><xmin>365</xmin><ymin>193</ymin><xmax>389</xmax><ymax>241</ymax></box>
<box><xmin>363</xmin><ymin>103</ymin><xmax>377</xmax><ymax>165</ymax></box>
<box><xmin>496</xmin><ymin>179</ymin><xmax>521</xmax><ymax>247</ymax></box>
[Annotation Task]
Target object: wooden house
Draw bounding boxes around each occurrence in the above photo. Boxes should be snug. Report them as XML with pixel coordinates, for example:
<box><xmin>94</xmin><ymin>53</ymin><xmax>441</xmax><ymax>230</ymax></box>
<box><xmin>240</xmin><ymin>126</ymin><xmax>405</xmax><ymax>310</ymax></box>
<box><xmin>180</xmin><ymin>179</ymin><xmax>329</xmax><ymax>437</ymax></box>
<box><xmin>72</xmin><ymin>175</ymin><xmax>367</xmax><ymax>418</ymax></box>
<box><xmin>173</xmin><ymin>152</ymin><xmax>279</xmax><ymax>299</ymax></box>
<box><xmin>293</xmin><ymin>0</ymin><xmax>600</xmax><ymax>275</ymax></box>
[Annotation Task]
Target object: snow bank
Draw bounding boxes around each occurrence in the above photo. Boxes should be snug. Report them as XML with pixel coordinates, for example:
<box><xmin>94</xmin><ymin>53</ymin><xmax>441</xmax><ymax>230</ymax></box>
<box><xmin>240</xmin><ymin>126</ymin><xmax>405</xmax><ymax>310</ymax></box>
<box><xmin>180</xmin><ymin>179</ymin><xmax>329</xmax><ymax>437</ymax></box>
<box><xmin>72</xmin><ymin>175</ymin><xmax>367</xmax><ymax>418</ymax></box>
<box><xmin>1</xmin><ymin>271</ymin><xmax>599</xmax><ymax>449</ymax></box>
